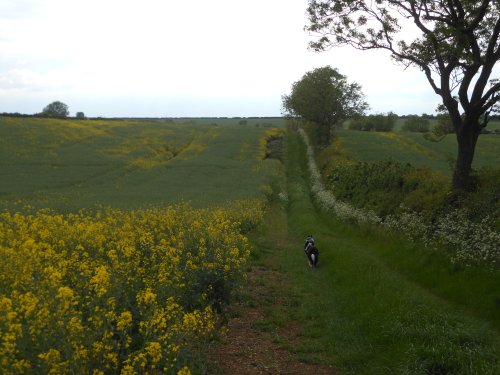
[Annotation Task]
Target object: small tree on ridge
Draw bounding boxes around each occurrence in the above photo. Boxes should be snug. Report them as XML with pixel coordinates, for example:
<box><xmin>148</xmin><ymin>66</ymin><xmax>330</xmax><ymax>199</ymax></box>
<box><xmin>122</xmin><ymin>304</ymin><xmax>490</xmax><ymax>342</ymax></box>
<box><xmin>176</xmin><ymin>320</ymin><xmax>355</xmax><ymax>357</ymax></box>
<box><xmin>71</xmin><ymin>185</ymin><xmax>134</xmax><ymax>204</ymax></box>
<box><xmin>42</xmin><ymin>101</ymin><xmax>69</xmax><ymax>118</ymax></box>
<box><xmin>282</xmin><ymin>66</ymin><xmax>368</xmax><ymax>146</ymax></box>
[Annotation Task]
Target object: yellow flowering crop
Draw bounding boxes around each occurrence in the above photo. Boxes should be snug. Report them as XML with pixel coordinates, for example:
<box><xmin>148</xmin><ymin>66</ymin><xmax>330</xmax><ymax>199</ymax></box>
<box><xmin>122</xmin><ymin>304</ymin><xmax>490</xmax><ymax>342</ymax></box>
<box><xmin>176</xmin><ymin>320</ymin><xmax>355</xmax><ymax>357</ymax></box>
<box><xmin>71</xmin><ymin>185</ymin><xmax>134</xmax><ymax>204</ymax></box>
<box><xmin>0</xmin><ymin>201</ymin><xmax>264</xmax><ymax>374</ymax></box>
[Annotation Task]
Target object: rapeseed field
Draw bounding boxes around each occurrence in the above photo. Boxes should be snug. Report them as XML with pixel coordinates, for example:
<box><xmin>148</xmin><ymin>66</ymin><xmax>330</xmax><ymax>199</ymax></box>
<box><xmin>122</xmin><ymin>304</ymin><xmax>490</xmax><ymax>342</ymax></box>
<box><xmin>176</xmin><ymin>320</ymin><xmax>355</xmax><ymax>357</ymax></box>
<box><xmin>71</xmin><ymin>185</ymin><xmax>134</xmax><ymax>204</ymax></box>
<box><xmin>0</xmin><ymin>116</ymin><xmax>283</xmax><ymax>372</ymax></box>
<box><xmin>0</xmin><ymin>200</ymin><xmax>264</xmax><ymax>374</ymax></box>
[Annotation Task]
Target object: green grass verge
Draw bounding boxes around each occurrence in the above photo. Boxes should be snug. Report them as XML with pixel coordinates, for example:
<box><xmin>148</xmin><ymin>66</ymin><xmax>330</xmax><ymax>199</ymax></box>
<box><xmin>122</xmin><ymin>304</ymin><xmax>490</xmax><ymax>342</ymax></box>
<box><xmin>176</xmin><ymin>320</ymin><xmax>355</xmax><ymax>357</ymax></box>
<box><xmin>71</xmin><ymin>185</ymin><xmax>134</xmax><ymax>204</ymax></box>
<box><xmin>250</xmin><ymin>130</ymin><xmax>500</xmax><ymax>374</ymax></box>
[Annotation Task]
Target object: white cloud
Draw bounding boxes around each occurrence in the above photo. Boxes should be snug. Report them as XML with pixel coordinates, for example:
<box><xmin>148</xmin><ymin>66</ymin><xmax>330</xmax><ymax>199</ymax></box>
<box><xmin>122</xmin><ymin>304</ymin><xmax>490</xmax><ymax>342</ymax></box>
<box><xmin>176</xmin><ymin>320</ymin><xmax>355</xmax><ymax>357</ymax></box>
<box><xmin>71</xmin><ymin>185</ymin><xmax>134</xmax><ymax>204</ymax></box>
<box><xmin>0</xmin><ymin>0</ymin><xmax>455</xmax><ymax>116</ymax></box>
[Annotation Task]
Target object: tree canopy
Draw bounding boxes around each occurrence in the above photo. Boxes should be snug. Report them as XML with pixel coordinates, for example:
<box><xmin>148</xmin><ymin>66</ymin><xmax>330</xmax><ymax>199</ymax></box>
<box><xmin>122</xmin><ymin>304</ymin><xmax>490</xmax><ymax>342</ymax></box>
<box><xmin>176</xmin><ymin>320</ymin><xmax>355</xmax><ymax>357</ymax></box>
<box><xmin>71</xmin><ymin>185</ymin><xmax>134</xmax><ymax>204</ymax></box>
<box><xmin>282</xmin><ymin>66</ymin><xmax>368</xmax><ymax>146</ymax></box>
<box><xmin>306</xmin><ymin>0</ymin><xmax>500</xmax><ymax>191</ymax></box>
<box><xmin>42</xmin><ymin>101</ymin><xmax>69</xmax><ymax>118</ymax></box>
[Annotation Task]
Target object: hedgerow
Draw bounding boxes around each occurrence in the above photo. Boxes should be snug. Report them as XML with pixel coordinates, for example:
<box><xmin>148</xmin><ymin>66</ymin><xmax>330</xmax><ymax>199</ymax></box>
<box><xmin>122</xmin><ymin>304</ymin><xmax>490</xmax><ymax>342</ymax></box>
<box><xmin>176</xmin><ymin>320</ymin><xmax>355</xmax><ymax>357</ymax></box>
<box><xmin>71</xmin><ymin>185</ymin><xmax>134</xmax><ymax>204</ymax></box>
<box><xmin>299</xmin><ymin>128</ymin><xmax>500</xmax><ymax>267</ymax></box>
<box><xmin>326</xmin><ymin>158</ymin><xmax>452</xmax><ymax>218</ymax></box>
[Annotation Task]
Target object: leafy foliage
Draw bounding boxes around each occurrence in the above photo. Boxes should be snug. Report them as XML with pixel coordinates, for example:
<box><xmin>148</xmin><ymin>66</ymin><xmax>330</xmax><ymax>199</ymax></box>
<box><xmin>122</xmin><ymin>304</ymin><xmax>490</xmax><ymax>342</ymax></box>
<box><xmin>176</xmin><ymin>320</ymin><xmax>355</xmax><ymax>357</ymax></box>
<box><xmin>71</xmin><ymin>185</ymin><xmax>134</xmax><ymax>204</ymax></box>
<box><xmin>41</xmin><ymin>101</ymin><xmax>69</xmax><ymax>118</ymax></box>
<box><xmin>327</xmin><ymin>159</ymin><xmax>449</xmax><ymax>216</ymax></box>
<box><xmin>348</xmin><ymin>112</ymin><xmax>397</xmax><ymax>132</ymax></box>
<box><xmin>462</xmin><ymin>167</ymin><xmax>500</xmax><ymax>226</ymax></box>
<box><xmin>402</xmin><ymin>116</ymin><xmax>430</xmax><ymax>133</ymax></box>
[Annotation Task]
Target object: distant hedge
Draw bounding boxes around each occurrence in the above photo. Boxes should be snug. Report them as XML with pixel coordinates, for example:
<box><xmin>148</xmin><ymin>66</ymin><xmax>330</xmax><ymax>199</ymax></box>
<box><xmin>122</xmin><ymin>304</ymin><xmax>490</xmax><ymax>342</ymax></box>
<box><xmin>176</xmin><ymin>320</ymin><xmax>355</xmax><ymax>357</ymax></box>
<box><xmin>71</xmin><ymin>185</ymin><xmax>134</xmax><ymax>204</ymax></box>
<box><xmin>402</xmin><ymin>116</ymin><xmax>430</xmax><ymax>132</ymax></box>
<box><xmin>348</xmin><ymin>112</ymin><xmax>397</xmax><ymax>132</ymax></box>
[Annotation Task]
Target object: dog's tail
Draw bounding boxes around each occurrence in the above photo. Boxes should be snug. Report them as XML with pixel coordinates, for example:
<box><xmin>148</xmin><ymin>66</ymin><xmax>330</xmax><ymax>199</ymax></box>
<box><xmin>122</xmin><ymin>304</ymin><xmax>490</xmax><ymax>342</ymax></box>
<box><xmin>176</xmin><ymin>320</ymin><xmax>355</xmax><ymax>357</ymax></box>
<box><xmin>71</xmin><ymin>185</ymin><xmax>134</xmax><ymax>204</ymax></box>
<box><xmin>310</xmin><ymin>253</ymin><xmax>316</xmax><ymax>267</ymax></box>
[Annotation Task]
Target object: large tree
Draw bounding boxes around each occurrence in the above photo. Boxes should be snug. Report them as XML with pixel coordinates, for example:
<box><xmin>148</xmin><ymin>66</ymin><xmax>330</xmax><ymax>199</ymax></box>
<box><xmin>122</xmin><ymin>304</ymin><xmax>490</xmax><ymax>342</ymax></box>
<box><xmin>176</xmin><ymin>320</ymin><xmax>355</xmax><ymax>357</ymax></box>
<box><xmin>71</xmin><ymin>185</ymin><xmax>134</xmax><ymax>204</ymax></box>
<box><xmin>42</xmin><ymin>101</ymin><xmax>69</xmax><ymax>118</ymax></box>
<box><xmin>306</xmin><ymin>0</ymin><xmax>500</xmax><ymax>192</ymax></box>
<box><xmin>282</xmin><ymin>66</ymin><xmax>368</xmax><ymax>146</ymax></box>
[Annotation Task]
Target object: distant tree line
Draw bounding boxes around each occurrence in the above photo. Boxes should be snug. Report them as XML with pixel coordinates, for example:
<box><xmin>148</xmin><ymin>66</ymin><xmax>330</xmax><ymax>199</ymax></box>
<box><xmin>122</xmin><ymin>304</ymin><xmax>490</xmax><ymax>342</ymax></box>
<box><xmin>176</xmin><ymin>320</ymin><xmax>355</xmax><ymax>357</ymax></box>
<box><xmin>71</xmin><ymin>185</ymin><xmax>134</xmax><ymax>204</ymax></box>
<box><xmin>401</xmin><ymin>116</ymin><xmax>430</xmax><ymax>133</ymax></box>
<box><xmin>0</xmin><ymin>112</ymin><xmax>35</xmax><ymax>118</ymax></box>
<box><xmin>348</xmin><ymin>112</ymin><xmax>397</xmax><ymax>132</ymax></box>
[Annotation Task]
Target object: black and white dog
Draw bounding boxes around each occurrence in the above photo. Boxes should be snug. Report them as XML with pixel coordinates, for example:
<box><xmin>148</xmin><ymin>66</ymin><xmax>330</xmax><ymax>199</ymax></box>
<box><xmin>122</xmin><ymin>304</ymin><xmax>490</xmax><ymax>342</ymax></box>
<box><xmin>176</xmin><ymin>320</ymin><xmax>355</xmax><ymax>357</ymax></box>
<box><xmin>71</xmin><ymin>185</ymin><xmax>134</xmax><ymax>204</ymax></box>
<box><xmin>304</xmin><ymin>234</ymin><xmax>319</xmax><ymax>268</ymax></box>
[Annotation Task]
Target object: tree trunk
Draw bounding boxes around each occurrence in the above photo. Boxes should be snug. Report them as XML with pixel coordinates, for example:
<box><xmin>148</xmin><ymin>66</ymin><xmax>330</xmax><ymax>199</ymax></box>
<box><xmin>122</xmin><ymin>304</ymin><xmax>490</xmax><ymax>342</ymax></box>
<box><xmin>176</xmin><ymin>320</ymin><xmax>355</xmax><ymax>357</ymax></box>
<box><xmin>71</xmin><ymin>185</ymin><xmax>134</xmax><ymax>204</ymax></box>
<box><xmin>316</xmin><ymin>121</ymin><xmax>331</xmax><ymax>147</ymax></box>
<box><xmin>452</xmin><ymin>120</ymin><xmax>480</xmax><ymax>192</ymax></box>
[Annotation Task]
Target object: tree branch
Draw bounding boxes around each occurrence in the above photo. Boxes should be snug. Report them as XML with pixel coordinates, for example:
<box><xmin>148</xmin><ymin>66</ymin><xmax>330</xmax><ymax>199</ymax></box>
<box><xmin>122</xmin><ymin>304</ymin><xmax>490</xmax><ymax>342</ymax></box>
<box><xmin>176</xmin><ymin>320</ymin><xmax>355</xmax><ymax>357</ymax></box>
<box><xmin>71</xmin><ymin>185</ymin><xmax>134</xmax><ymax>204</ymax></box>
<box><xmin>479</xmin><ymin>81</ymin><xmax>500</xmax><ymax>108</ymax></box>
<box><xmin>485</xmin><ymin>12</ymin><xmax>500</xmax><ymax>57</ymax></box>
<box><xmin>466</xmin><ymin>0</ymin><xmax>491</xmax><ymax>32</ymax></box>
<box><xmin>447</xmin><ymin>0</ymin><xmax>459</xmax><ymax>22</ymax></box>
<box><xmin>471</xmin><ymin>16</ymin><xmax>500</xmax><ymax>104</ymax></box>
<box><xmin>482</xmin><ymin>94</ymin><xmax>500</xmax><ymax>113</ymax></box>
<box><xmin>452</xmin><ymin>0</ymin><xmax>465</xmax><ymax>19</ymax></box>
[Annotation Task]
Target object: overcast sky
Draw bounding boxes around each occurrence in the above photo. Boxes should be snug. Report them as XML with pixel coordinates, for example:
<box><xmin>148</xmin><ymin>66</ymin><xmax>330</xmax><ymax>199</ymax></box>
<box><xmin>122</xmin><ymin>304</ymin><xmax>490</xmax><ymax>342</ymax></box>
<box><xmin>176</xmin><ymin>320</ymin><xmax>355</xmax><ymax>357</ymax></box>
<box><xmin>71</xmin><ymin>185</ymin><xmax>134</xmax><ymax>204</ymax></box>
<box><xmin>0</xmin><ymin>0</ymin><xmax>444</xmax><ymax>117</ymax></box>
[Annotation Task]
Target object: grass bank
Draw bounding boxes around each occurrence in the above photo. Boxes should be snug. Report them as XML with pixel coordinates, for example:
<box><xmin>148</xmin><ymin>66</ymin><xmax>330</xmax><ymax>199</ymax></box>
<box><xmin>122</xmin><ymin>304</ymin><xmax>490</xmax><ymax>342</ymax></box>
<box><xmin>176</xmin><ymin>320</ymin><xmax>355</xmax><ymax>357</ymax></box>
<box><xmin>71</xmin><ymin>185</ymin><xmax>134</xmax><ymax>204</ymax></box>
<box><xmin>250</xmin><ymin>130</ymin><xmax>500</xmax><ymax>374</ymax></box>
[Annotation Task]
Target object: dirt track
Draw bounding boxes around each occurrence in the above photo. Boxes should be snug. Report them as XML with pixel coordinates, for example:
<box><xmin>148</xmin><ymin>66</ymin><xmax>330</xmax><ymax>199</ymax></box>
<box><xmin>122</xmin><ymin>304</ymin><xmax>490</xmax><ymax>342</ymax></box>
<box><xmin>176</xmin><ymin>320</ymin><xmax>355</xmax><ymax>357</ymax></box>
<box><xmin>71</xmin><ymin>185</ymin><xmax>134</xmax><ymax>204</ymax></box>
<box><xmin>208</xmin><ymin>266</ymin><xmax>336</xmax><ymax>374</ymax></box>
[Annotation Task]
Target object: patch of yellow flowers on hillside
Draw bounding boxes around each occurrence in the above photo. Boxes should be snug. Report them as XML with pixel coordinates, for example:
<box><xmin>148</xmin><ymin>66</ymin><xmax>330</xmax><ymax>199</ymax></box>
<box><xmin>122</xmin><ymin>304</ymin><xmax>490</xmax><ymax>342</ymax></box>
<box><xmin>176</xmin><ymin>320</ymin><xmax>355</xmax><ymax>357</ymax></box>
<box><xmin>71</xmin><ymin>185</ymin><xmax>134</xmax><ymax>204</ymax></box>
<box><xmin>0</xmin><ymin>201</ymin><xmax>264</xmax><ymax>374</ymax></box>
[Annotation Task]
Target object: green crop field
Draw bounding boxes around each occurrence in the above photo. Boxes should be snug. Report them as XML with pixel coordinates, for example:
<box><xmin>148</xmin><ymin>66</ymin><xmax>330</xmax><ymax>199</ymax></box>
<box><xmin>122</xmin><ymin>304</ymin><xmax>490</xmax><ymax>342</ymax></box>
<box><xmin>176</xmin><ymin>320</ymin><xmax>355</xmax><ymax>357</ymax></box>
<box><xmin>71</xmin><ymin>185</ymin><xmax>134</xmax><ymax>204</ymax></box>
<box><xmin>336</xmin><ymin>128</ymin><xmax>499</xmax><ymax>174</ymax></box>
<box><xmin>0</xmin><ymin>117</ymin><xmax>284</xmax><ymax>211</ymax></box>
<box><xmin>390</xmin><ymin>117</ymin><xmax>500</xmax><ymax>132</ymax></box>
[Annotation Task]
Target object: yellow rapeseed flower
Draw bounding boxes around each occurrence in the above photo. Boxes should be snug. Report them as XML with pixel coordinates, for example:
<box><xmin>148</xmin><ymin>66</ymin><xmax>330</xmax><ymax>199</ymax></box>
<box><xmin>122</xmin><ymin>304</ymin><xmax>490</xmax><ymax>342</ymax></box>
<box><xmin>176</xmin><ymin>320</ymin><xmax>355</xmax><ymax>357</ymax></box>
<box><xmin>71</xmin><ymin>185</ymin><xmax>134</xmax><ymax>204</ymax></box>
<box><xmin>56</xmin><ymin>286</ymin><xmax>76</xmax><ymax>312</ymax></box>
<box><xmin>90</xmin><ymin>265</ymin><xmax>110</xmax><ymax>297</ymax></box>
<box><xmin>38</xmin><ymin>349</ymin><xmax>61</xmax><ymax>365</ymax></box>
<box><xmin>67</xmin><ymin>316</ymin><xmax>83</xmax><ymax>337</ymax></box>
<box><xmin>18</xmin><ymin>292</ymin><xmax>39</xmax><ymax>319</ymax></box>
<box><xmin>145</xmin><ymin>341</ymin><xmax>162</xmax><ymax>363</ymax></box>
<box><xmin>117</xmin><ymin>311</ymin><xmax>133</xmax><ymax>331</ymax></box>
<box><xmin>137</xmin><ymin>288</ymin><xmax>156</xmax><ymax>306</ymax></box>
<box><xmin>120</xmin><ymin>364</ymin><xmax>136</xmax><ymax>375</ymax></box>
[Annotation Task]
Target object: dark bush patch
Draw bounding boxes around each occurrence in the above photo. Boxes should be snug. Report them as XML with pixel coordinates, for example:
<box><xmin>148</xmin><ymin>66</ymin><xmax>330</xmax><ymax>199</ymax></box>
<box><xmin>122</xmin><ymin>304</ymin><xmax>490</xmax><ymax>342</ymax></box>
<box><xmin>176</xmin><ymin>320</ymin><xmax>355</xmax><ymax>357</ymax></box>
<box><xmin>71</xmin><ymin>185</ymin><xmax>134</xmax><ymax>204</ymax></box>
<box><xmin>264</xmin><ymin>136</ymin><xmax>284</xmax><ymax>162</ymax></box>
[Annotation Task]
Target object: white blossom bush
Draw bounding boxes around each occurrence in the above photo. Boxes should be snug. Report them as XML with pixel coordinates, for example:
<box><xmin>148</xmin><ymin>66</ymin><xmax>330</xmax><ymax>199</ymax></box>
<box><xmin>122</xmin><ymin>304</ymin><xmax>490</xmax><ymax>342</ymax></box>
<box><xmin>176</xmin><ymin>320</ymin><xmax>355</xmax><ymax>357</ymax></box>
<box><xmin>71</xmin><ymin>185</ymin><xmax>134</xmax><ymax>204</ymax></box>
<box><xmin>384</xmin><ymin>209</ymin><xmax>434</xmax><ymax>247</ymax></box>
<box><xmin>299</xmin><ymin>128</ymin><xmax>381</xmax><ymax>226</ymax></box>
<box><xmin>434</xmin><ymin>210</ymin><xmax>499</xmax><ymax>266</ymax></box>
<box><xmin>298</xmin><ymin>128</ymin><xmax>500</xmax><ymax>267</ymax></box>
<box><xmin>277</xmin><ymin>191</ymin><xmax>290</xmax><ymax>209</ymax></box>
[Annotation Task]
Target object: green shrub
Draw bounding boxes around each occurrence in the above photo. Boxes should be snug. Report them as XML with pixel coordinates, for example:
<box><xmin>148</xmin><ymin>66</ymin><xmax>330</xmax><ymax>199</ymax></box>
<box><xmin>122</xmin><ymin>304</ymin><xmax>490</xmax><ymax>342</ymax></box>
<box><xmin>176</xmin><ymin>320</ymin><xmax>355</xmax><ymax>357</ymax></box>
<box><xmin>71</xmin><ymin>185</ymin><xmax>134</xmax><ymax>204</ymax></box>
<box><xmin>303</xmin><ymin>129</ymin><xmax>499</xmax><ymax>267</ymax></box>
<box><xmin>348</xmin><ymin>113</ymin><xmax>396</xmax><ymax>132</ymax></box>
<box><xmin>402</xmin><ymin>116</ymin><xmax>430</xmax><ymax>132</ymax></box>
<box><xmin>327</xmin><ymin>159</ymin><xmax>454</xmax><ymax>218</ymax></box>
<box><xmin>328</xmin><ymin>159</ymin><xmax>412</xmax><ymax>216</ymax></box>
<box><xmin>348</xmin><ymin>119</ymin><xmax>364</xmax><ymax>130</ymax></box>
<box><xmin>435</xmin><ymin>114</ymin><xmax>455</xmax><ymax>134</ymax></box>
<box><xmin>325</xmin><ymin>156</ymin><xmax>500</xmax><ymax>228</ymax></box>
<box><xmin>401</xmin><ymin>168</ymin><xmax>450</xmax><ymax>215</ymax></box>
<box><xmin>463</xmin><ymin>168</ymin><xmax>500</xmax><ymax>227</ymax></box>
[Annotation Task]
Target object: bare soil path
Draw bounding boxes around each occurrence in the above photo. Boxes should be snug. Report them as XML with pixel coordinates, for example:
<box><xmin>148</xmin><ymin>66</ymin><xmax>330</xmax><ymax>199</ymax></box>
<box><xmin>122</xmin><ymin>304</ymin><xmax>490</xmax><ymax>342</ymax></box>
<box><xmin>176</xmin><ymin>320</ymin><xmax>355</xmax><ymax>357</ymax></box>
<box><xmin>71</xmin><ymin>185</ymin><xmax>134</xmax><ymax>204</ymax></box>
<box><xmin>207</xmin><ymin>131</ymin><xmax>338</xmax><ymax>374</ymax></box>
<box><xmin>208</xmin><ymin>265</ymin><xmax>336</xmax><ymax>374</ymax></box>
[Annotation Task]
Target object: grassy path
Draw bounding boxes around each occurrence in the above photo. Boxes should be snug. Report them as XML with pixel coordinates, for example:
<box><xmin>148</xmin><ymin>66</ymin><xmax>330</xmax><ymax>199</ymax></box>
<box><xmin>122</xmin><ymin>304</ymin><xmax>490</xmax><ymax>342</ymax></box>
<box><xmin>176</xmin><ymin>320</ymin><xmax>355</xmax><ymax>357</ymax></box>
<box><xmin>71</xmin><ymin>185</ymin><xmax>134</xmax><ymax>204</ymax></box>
<box><xmin>211</xmin><ymin>130</ymin><xmax>500</xmax><ymax>374</ymax></box>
